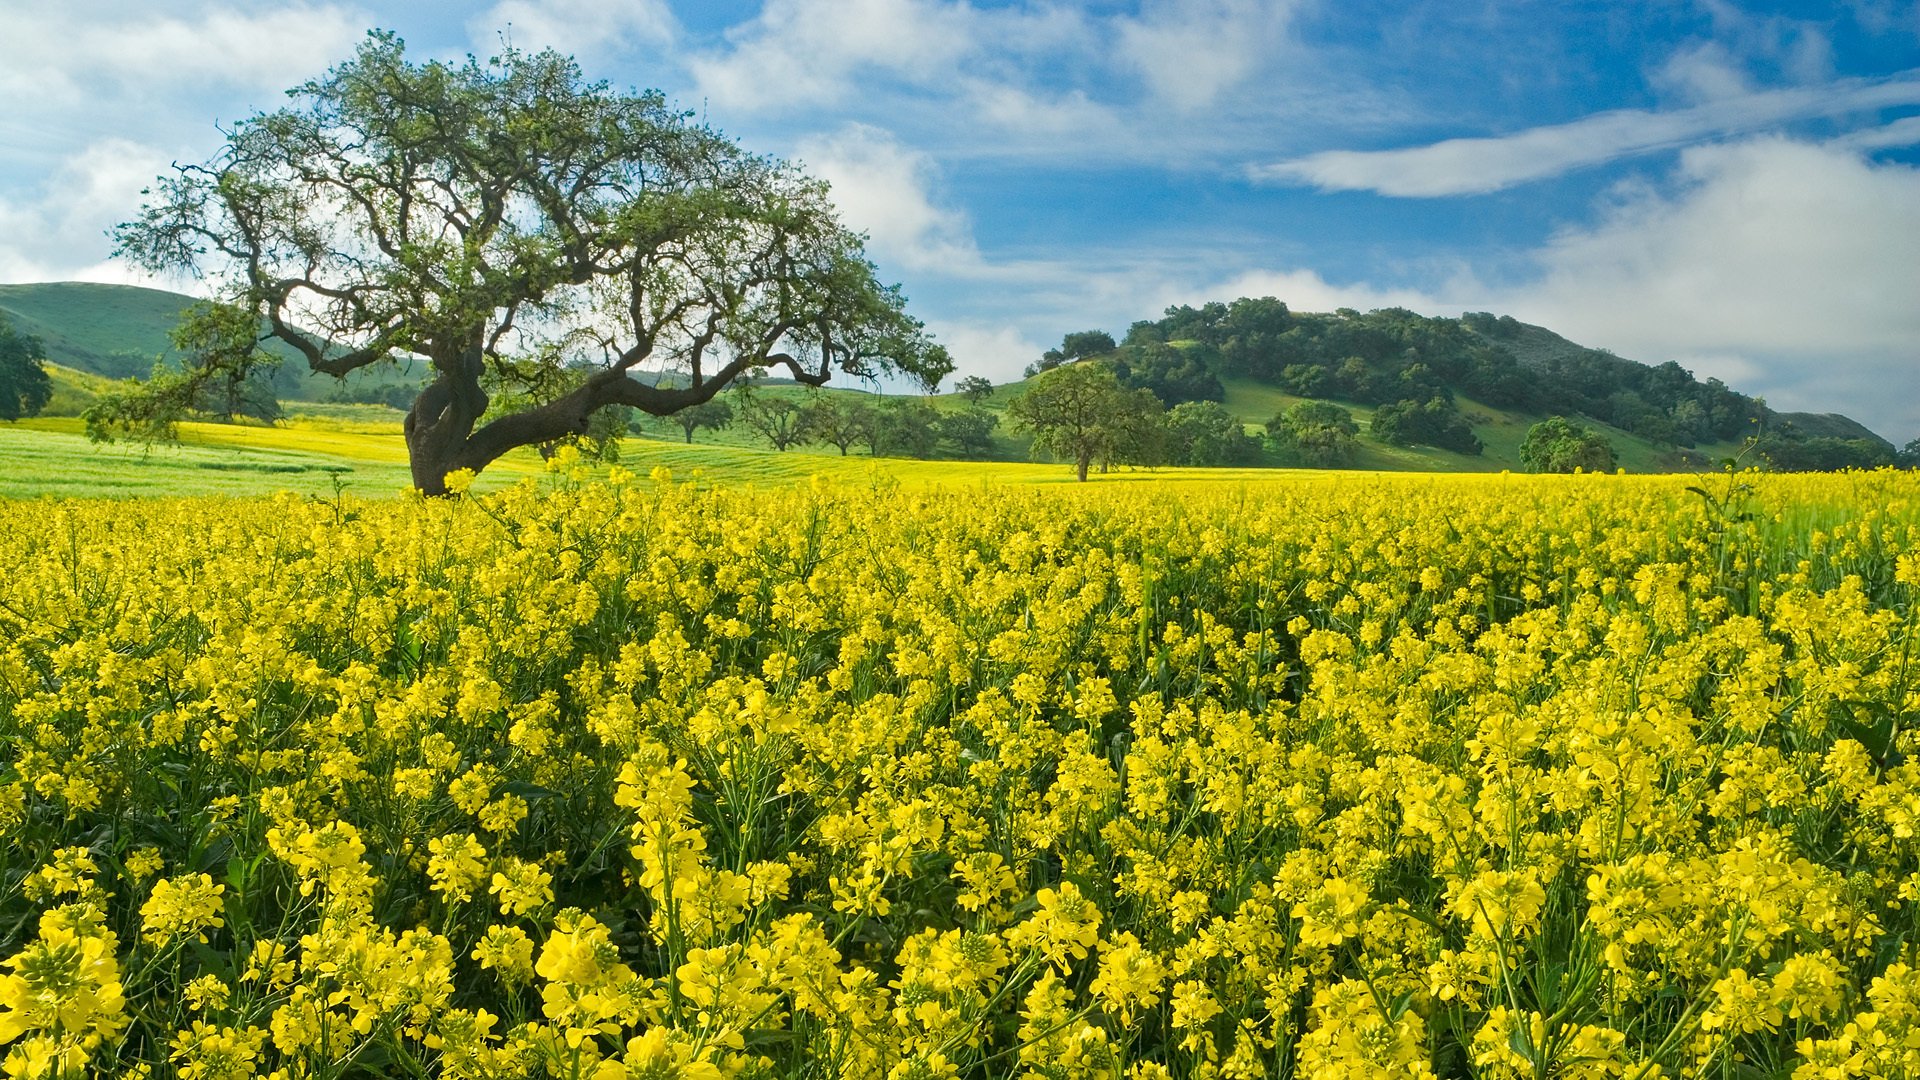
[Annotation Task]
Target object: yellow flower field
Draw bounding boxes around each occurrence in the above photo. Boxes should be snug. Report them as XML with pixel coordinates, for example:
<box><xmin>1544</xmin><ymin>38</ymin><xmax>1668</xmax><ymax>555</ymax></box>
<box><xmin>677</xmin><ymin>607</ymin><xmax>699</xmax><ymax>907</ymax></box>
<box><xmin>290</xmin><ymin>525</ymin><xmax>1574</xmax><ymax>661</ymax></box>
<box><xmin>1</xmin><ymin>466</ymin><xmax>1918</xmax><ymax>1078</ymax></box>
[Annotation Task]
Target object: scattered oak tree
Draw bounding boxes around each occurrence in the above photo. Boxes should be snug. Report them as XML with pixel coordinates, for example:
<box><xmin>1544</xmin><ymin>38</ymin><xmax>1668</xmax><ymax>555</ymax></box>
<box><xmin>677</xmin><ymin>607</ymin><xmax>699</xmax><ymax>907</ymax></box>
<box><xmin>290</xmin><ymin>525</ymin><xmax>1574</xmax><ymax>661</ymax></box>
<box><xmin>1267</xmin><ymin>400</ymin><xmax>1360</xmax><ymax>468</ymax></box>
<box><xmin>736</xmin><ymin>392</ymin><xmax>812</xmax><ymax>451</ymax></box>
<box><xmin>1026</xmin><ymin>330</ymin><xmax>1116</xmax><ymax>377</ymax></box>
<box><xmin>1371</xmin><ymin>397</ymin><xmax>1483</xmax><ymax>455</ymax></box>
<box><xmin>1519</xmin><ymin>416</ymin><xmax>1618</xmax><ymax>473</ymax></box>
<box><xmin>876</xmin><ymin>398</ymin><xmax>941</xmax><ymax>459</ymax></box>
<box><xmin>1007</xmin><ymin>362</ymin><xmax>1162</xmax><ymax>481</ymax></box>
<box><xmin>934</xmin><ymin>406</ymin><xmax>999</xmax><ymax>458</ymax></box>
<box><xmin>1164</xmin><ymin>400</ymin><xmax>1258</xmax><ymax>466</ymax></box>
<box><xmin>112</xmin><ymin>31</ymin><xmax>948</xmax><ymax>494</ymax></box>
<box><xmin>0</xmin><ymin>314</ymin><xmax>53</xmax><ymax>422</ymax></box>
<box><xmin>802</xmin><ymin>395</ymin><xmax>876</xmax><ymax>456</ymax></box>
<box><xmin>670</xmin><ymin>398</ymin><xmax>734</xmax><ymax>444</ymax></box>
<box><xmin>954</xmin><ymin>375</ymin><xmax>995</xmax><ymax>404</ymax></box>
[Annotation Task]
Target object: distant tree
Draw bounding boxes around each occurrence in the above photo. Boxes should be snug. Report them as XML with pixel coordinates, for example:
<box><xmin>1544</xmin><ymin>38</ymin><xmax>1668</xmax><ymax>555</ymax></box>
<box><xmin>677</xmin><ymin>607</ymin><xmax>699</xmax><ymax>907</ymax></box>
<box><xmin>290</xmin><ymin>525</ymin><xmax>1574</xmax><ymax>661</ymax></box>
<box><xmin>1519</xmin><ymin>416</ymin><xmax>1617</xmax><ymax>473</ymax></box>
<box><xmin>1027</xmin><ymin>330</ymin><xmax>1118</xmax><ymax>377</ymax></box>
<box><xmin>1267</xmin><ymin>401</ymin><xmax>1360</xmax><ymax>467</ymax></box>
<box><xmin>1059</xmin><ymin>330</ymin><xmax>1117</xmax><ymax>359</ymax></box>
<box><xmin>1103</xmin><ymin>389</ymin><xmax>1168</xmax><ymax>471</ymax></box>
<box><xmin>1753</xmin><ymin>432</ymin><xmax>1893</xmax><ymax>472</ymax></box>
<box><xmin>737</xmin><ymin>393</ymin><xmax>812</xmax><ymax>451</ymax></box>
<box><xmin>1279</xmin><ymin>363</ymin><xmax>1328</xmax><ymax>397</ymax></box>
<box><xmin>671</xmin><ymin>398</ymin><xmax>734</xmax><ymax>444</ymax></box>
<box><xmin>876</xmin><ymin>398</ymin><xmax>941</xmax><ymax>458</ymax></box>
<box><xmin>954</xmin><ymin>375</ymin><xmax>995</xmax><ymax>404</ymax></box>
<box><xmin>1110</xmin><ymin>342</ymin><xmax>1223</xmax><ymax>406</ymax></box>
<box><xmin>804</xmin><ymin>395</ymin><xmax>876</xmax><ymax>455</ymax></box>
<box><xmin>1372</xmin><ymin>397</ymin><xmax>1483</xmax><ymax>455</ymax></box>
<box><xmin>1007</xmin><ymin>362</ymin><xmax>1162</xmax><ymax>481</ymax></box>
<box><xmin>1901</xmin><ymin>438</ymin><xmax>1920</xmax><ymax>468</ymax></box>
<box><xmin>1164</xmin><ymin>401</ymin><xmax>1259</xmax><ymax>466</ymax></box>
<box><xmin>935</xmin><ymin>406</ymin><xmax>999</xmax><ymax>458</ymax></box>
<box><xmin>0</xmin><ymin>314</ymin><xmax>54</xmax><ymax>422</ymax></box>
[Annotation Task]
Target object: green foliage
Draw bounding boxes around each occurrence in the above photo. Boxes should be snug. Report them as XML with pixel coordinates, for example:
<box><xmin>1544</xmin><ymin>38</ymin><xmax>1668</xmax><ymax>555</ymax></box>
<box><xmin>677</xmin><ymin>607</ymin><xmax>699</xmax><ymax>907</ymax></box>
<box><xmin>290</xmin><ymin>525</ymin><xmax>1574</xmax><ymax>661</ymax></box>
<box><xmin>1163</xmin><ymin>400</ymin><xmax>1259</xmax><ymax>466</ymax></box>
<box><xmin>802</xmin><ymin>395</ymin><xmax>876</xmax><ymax>455</ymax></box>
<box><xmin>112</xmin><ymin>30</ymin><xmax>948</xmax><ymax>494</ymax></box>
<box><xmin>736</xmin><ymin>393</ymin><xmax>812</xmax><ymax>451</ymax></box>
<box><xmin>1519</xmin><ymin>416</ymin><xmax>1619</xmax><ymax>473</ymax></box>
<box><xmin>953</xmin><ymin>375</ymin><xmax>995</xmax><ymax>403</ymax></box>
<box><xmin>934</xmin><ymin>406</ymin><xmax>999</xmax><ymax>458</ymax></box>
<box><xmin>1372</xmin><ymin>397</ymin><xmax>1484</xmax><ymax>455</ymax></box>
<box><xmin>1109</xmin><ymin>342</ymin><xmax>1224</xmax><ymax>406</ymax></box>
<box><xmin>1121</xmin><ymin>298</ymin><xmax>1797</xmax><ymax>448</ymax></box>
<box><xmin>875</xmin><ymin>398</ymin><xmax>941</xmax><ymax>458</ymax></box>
<box><xmin>1754</xmin><ymin>430</ymin><xmax>1895</xmax><ymax>472</ymax></box>
<box><xmin>671</xmin><ymin>398</ymin><xmax>735</xmax><ymax>444</ymax></box>
<box><xmin>1027</xmin><ymin>329</ymin><xmax>1117</xmax><ymax>376</ymax></box>
<box><xmin>0</xmin><ymin>313</ymin><xmax>53</xmax><ymax>422</ymax></box>
<box><xmin>85</xmin><ymin>302</ymin><xmax>287</xmax><ymax>444</ymax></box>
<box><xmin>1008</xmin><ymin>362</ymin><xmax>1163</xmax><ymax>480</ymax></box>
<box><xmin>1267</xmin><ymin>401</ymin><xmax>1360</xmax><ymax>468</ymax></box>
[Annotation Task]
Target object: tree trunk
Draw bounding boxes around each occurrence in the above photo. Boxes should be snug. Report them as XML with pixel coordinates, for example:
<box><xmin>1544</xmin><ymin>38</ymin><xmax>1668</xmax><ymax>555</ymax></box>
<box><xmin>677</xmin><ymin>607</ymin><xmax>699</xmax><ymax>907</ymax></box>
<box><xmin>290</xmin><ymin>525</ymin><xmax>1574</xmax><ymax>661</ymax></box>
<box><xmin>1076</xmin><ymin>454</ymin><xmax>1090</xmax><ymax>482</ymax></box>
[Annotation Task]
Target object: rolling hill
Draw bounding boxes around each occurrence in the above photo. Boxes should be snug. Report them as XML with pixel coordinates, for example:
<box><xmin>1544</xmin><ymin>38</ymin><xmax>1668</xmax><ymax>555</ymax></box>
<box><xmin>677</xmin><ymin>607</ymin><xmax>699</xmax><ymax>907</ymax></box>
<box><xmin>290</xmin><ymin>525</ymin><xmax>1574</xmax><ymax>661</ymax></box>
<box><xmin>0</xmin><ymin>280</ymin><xmax>1896</xmax><ymax>473</ymax></box>
<box><xmin>0</xmin><ymin>281</ymin><xmax>423</xmax><ymax>402</ymax></box>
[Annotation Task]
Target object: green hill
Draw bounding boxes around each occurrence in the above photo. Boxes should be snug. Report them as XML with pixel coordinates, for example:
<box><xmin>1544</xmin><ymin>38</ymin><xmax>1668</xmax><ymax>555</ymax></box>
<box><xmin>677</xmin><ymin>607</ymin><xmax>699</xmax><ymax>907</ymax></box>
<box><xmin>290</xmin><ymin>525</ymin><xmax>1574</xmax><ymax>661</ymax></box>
<box><xmin>0</xmin><ymin>282</ymin><xmax>197</xmax><ymax>379</ymax></box>
<box><xmin>0</xmin><ymin>281</ymin><xmax>422</xmax><ymax>403</ymax></box>
<box><xmin>1</xmin><ymin>281</ymin><xmax>1895</xmax><ymax>474</ymax></box>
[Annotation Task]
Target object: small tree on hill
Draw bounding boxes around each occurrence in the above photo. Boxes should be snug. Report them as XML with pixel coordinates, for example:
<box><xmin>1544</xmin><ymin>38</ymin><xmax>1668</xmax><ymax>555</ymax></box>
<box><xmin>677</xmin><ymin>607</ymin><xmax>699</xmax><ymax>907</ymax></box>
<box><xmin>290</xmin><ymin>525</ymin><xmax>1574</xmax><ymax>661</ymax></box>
<box><xmin>954</xmin><ymin>375</ymin><xmax>995</xmax><ymax>404</ymax></box>
<box><xmin>1164</xmin><ymin>400</ymin><xmax>1258</xmax><ymax>466</ymax></box>
<box><xmin>737</xmin><ymin>393</ymin><xmax>812</xmax><ymax>451</ymax></box>
<box><xmin>672</xmin><ymin>398</ymin><xmax>734</xmax><ymax>444</ymax></box>
<box><xmin>0</xmin><ymin>314</ymin><xmax>53</xmax><ymax>422</ymax></box>
<box><xmin>1008</xmin><ymin>362</ymin><xmax>1161</xmax><ymax>481</ymax></box>
<box><xmin>935</xmin><ymin>406</ymin><xmax>999</xmax><ymax>458</ymax></box>
<box><xmin>1268</xmin><ymin>400</ymin><xmax>1360</xmax><ymax>467</ymax></box>
<box><xmin>1026</xmin><ymin>330</ymin><xmax>1116</xmax><ymax>377</ymax></box>
<box><xmin>804</xmin><ymin>395</ymin><xmax>876</xmax><ymax>456</ymax></box>
<box><xmin>1520</xmin><ymin>416</ymin><xmax>1618</xmax><ymax>472</ymax></box>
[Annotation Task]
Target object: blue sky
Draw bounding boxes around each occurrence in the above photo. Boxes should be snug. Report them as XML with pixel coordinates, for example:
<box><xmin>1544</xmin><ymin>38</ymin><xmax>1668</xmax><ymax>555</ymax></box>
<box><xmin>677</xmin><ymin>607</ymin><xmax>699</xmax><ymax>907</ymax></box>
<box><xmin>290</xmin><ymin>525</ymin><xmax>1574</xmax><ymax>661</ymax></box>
<box><xmin>2</xmin><ymin>0</ymin><xmax>1917</xmax><ymax>438</ymax></box>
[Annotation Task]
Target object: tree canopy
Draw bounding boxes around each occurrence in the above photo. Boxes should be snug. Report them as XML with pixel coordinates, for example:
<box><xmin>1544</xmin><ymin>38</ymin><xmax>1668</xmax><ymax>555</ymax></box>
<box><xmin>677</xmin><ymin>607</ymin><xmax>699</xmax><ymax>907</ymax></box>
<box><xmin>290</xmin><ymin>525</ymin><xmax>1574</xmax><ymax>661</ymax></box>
<box><xmin>1520</xmin><ymin>416</ymin><xmax>1618</xmax><ymax>473</ymax></box>
<box><xmin>1007</xmin><ymin>362</ymin><xmax>1162</xmax><ymax>481</ymax></box>
<box><xmin>113</xmin><ymin>31</ymin><xmax>949</xmax><ymax>493</ymax></box>
<box><xmin>0</xmin><ymin>314</ymin><xmax>53</xmax><ymax>423</ymax></box>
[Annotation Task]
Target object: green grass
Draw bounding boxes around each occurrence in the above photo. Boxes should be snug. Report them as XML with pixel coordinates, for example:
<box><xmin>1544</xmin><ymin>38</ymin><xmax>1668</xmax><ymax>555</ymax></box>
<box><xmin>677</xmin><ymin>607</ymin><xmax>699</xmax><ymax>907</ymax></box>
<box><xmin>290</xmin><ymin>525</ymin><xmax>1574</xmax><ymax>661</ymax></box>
<box><xmin>0</xmin><ymin>416</ymin><xmax>1354</xmax><ymax>499</ymax></box>
<box><xmin>0</xmin><ymin>418</ymin><xmax>542</xmax><ymax>499</ymax></box>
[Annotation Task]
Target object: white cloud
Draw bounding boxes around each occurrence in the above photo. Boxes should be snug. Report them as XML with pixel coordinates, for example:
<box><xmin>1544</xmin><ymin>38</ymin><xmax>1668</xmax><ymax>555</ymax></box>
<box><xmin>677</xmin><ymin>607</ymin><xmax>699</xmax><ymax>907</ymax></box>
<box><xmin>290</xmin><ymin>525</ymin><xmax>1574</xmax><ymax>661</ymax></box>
<box><xmin>688</xmin><ymin>0</ymin><xmax>978</xmax><ymax>113</ymax></box>
<box><xmin>922</xmin><ymin>319</ymin><xmax>1048</xmax><ymax>385</ymax></box>
<box><xmin>0</xmin><ymin>4</ymin><xmax>367</xmax><ymax>107</ymax></box>
<box><xmin>1115</xmin><ymin>0</ymin><xmax>1301</xmax><ymax>112</ymax></box>
<box><xmin>1492</xmin><ymin>138</ymin><xmax>1920</xmax><ymax>438</ymax></box>
<box><xmin>1194</xmin><ymin>268</ymin><xmax>1447</xmax><ymax>317</ymax></box>
<box><xmin>1253</xmin><ymin>74</ymin><xmax>1920</xmax><ymax>196</ymax></box>
<box><xmin>794</xmin><ymin>124</ymin><xmax>984</xmax><ymax>275</ymax></box>
<box><xmin>1832</xmin><ymin>114</ymin><xmax>1920</xmax><ymax>150</ymax></box>
<box><xmin>0</xmin><ymin>140</ymin><xmax>181</xmax><ymax>285</ymax></box>
<box><xmin>471</xmin><ymin>0</ymin><xmax>676</xmax><ymax>60</ymax></box>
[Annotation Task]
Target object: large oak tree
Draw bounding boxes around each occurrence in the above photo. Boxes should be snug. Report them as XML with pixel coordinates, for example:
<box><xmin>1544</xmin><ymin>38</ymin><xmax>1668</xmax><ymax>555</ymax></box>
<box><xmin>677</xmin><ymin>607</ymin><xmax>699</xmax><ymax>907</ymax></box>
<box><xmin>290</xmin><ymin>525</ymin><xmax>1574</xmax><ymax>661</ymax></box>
<box><xmin>114</xmin><ymin>32</ymin><xmax>950</xmax><ymax>494</ymax></box>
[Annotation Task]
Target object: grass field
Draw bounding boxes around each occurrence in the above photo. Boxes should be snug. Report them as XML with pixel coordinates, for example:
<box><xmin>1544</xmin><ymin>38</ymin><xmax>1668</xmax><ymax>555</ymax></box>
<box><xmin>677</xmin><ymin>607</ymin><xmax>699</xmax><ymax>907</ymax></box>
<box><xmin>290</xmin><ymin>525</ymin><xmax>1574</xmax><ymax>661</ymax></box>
<box><xmin>2</xmin><ymin>416</ymin><xmax>1345</xmax><ymax>499</ymax></box>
